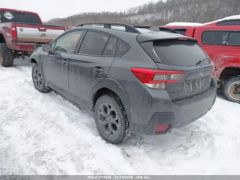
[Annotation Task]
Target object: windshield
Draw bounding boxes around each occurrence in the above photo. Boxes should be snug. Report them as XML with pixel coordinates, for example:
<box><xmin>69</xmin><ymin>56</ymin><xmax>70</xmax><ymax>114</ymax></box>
<box><xmin>0</xmin><ymin>11</ymin><xmax>42</xmax><ymax>25</ymax></box>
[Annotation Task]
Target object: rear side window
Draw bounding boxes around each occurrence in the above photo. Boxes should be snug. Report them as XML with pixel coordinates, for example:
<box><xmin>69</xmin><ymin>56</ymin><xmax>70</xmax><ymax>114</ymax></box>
<box><xmin>228</xmin><ymin>32</ymin><xmax>240</xmax><ymax>45</ymax></box>
<box><xmin>116</xmin><ymin>40</ymin><xmax>129</xmax><ymax>57</ymax></box>
<box><xmin>79</xmin><ymin>31</ymin><xmax>109</xmax><ymax>56</ymax></box>
<box><xmin>143</xmin><ymin>40</ymin><xmax>208</xmax><ymax>68</ymax></box>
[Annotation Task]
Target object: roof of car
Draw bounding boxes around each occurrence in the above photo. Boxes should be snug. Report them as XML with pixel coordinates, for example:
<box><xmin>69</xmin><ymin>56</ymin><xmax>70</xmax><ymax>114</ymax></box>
<box><xmin>71</xmin><ymin>25</ymin><xmax>190</xmax><ymax>43</ymax></box>
<box><xmin>0</xmin><ymin>8</ymin><xmax>38</xmax><ymax>15</ymax></box>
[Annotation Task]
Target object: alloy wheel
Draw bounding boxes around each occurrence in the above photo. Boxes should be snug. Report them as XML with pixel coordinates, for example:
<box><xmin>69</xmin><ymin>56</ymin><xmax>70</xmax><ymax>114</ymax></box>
<box><xmin>97</xmin><ymin>103</ymin><xmax>120</xmax><ymax>138</ymax></box>
<box><xmin>33</xmin><ymin>66</ymin><xmax>44</xmax><ymax>90</ymax></box>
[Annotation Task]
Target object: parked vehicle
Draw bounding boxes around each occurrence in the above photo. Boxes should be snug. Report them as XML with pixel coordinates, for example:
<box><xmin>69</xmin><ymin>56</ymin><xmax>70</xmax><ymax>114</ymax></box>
<box><xmin>165</xmin><ymin>16</ymin><xmax>240</xmax><ymax>103</ymax></box>
<box><xmin>30</xmin><ymin>23</ymin><xmax>217</xmax><ymax>144</ymax></box>
<box><xmin>0</xmin><ymin>8</ymin><xmax>65</xmax><ymax>67</ymax></box>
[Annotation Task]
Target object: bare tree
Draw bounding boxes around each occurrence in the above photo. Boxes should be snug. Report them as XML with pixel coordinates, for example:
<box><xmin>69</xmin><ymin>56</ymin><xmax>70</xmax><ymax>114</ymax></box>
<box><xmin>46</xmin><ymin>0</ymin><xmax>240</xmax><ymax>27</ymax></box>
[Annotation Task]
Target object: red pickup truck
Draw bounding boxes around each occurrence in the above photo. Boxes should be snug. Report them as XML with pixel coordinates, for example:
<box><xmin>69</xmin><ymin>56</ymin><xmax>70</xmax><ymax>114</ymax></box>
<box><xmin>165</xmin><ymin>16</ymin><xmax>240</xmax><ymax>103</ymax></box>
<box><xmin>0</xmin><ymin>8</ymin><xmax>65</xmax><ymax>67</ymax></box>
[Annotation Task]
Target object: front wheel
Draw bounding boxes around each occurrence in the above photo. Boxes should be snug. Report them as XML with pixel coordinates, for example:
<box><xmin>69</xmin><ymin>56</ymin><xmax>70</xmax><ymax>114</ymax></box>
<box><xmin>222</xmin><ymin>77</ymin><xmax>240</xmax><ymax>103</ymax></box>
<box><xmin>94</xmin><ymin>95</ymin><xmax>128</xmax><ymax>144</ymax></box>
<box><xmin>32</xmin><ymin>63</ymin><xmax>51</xmax><ymax>93</ymax></box>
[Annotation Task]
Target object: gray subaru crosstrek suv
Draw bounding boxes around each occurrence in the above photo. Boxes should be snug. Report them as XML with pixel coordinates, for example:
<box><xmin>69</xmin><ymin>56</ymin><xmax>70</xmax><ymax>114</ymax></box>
<box><xmin>30</xmin><ymin>23</ymin><xmax>217</xmax><ymax>144</ymax></box>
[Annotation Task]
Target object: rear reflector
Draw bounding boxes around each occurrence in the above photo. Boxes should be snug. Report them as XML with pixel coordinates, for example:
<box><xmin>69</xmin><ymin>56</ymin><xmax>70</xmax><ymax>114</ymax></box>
<box><xmin>131</xmin><ymin>68</ymin><xmax>184</xmax><ymax>89</ymax></box>
<box><xmin>39</xmin><ymin>27</ymin><xmax>47</xmax><ymax>32</ymax></box>
<box><xmin>154</xmin><ymin>124</ymin><xmax>171</xmax><ymax>134</ymax></box>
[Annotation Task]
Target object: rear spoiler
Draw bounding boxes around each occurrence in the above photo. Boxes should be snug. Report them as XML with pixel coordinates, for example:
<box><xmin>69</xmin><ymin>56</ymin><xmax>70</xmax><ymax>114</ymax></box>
<box><xmin>136</xmin><ymin>32</ymin><xmax>197</xmax><ymax>43</ymax></box>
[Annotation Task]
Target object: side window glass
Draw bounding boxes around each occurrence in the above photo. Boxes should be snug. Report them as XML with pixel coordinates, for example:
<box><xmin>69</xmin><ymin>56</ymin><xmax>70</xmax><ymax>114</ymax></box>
<box><xmin>79</xmin><ymin>31</ymin><xmax>109</xmax><ymax>56</ymax></box>
<box><xmin>103</xmin><ymin>37</ymin><xmax>117</xmax><ymax>56</ymax></box>
<box><xmin>116</xmin><ymin>39</ymin><xmax>129</xmax><ymax>56</ymax></box>
<box><xmin>202</xmin><ymin>31</ymin><xmax>229</xmax><ymax>45</ymax></box>
<box><xmin>228</xmin><ymin>32</ymin><xmax>240</xmax><ymax>45</ymax></box>
<box><xmin>53</xmin><ymin>31</ymin><xmax>83</xmax><ymax>53</ymax></box>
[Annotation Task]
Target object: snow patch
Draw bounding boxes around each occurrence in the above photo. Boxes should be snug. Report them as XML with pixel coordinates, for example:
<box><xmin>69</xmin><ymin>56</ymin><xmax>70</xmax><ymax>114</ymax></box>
<box><xmin>204</xmin><ymin>15</ymin><xmax>240</xmax><ymax>25</ymax></box>
<box><xmin>0</xmin><ymin>60</ymin><xmax>240</xmax><ymax>175</ymax></box>
<box><xmin>165</xmin><ymin>22</ymin><xmax>202</xmax><ymax>26</ymax></box>
<box><xmin>216</xmin><ymin>15</ymin><xmax>240</xmax><ymax>22</ymax></box>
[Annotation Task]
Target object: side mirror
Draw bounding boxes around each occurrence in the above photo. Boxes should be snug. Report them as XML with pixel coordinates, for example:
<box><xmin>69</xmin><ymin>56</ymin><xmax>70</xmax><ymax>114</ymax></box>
<box><xmin>42</xmin><ymin>44</ymin><xmax>52</xmax><ymax>53</ymax></box>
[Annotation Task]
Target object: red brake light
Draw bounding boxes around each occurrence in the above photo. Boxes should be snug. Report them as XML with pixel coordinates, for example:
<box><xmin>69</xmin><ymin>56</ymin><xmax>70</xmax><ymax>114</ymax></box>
<box><xmin>131</xmin><ymin>68</ymin><xmax>184</xmax><ymax>89</ymax></box>
<box><xmin>11</xmin><ymin>26</ymin><xmax>17</xmax><ymax>39</ymax></box>
<box><xmin>155</xmin><ymin>124</ymin><xmax>171</xmax><ymax>134</ymax></box>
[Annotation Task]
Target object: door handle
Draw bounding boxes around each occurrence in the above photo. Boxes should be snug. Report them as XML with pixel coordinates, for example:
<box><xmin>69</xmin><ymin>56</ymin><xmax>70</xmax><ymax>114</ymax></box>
<box><xmin>93</xmin><ymin>66</ymin><xmax>104</xmax><ymax>74</ymax></box>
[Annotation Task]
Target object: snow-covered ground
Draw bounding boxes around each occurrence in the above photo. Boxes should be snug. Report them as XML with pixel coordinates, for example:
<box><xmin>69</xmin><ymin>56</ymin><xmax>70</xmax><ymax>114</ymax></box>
<box><xmin>0</xmin><ymin>59</ymin><xmax>240</xmax><ymax>175</ymax></box>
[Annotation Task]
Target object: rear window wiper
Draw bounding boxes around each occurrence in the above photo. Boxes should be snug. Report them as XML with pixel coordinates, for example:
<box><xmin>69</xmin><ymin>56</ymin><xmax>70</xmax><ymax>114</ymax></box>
<box><xmin>196</xmin><ymin>58</ymin><xmax>209</xmax><ymax>66</ymax></box>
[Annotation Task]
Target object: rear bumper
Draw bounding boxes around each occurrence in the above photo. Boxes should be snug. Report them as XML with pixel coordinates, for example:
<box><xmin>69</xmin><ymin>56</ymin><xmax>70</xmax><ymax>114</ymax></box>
<box><xmin>172</xmin><ymin>84</ymin><xmax>216</xmax><ymax>128</ymax></box>
<box><xmin>131</xmin><ymin>79</ymin><xmax>217</xmax><ymax>134</ymax></box>
<box><xmin>8</xmin><ymin>41</ymin><xmax>38</xmax><ymax>53</ymax></box>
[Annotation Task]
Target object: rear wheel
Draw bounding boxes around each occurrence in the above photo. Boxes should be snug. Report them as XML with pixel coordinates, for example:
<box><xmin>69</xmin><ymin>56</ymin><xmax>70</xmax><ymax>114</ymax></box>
<box><xmin>94</xmin><ymin>95</ymin><xmax>128</xmax><ymax>144</ymax></box>
<box><xmin>222</xmin><ymin>77</ymin><xmax>240</xmax><ymax>103</ymax></box>
<box><xmin>32</xmin><ymin>63</ymin><xmax>51</xmax><ymax>93</ymax></box>
<box><xmin>0</xmin><ymin>43</ymin><xmax>14</xmax><ymax>67</ymax></box>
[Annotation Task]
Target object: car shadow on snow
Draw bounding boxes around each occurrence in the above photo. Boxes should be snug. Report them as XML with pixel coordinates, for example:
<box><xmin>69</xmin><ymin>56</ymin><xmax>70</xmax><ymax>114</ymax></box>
<box><xmin>120</xmin><ymin>116</ymin><xmax>217</xmax><ymax>160</ymax></box>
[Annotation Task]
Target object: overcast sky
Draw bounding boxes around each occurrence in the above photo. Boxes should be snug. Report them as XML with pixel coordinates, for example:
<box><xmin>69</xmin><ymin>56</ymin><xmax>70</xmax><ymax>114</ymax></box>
<box><xmin>0</xmin><ymin>0</ymin><xmax>160</xmax><ymax>21</ymax></box>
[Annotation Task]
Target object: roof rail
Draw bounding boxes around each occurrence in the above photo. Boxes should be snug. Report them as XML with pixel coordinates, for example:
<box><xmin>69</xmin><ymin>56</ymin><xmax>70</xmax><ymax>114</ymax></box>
<box><xmin>78</xmin><ymin>22</ymin><xmax>141</xmax><ymax>33</ymax></box>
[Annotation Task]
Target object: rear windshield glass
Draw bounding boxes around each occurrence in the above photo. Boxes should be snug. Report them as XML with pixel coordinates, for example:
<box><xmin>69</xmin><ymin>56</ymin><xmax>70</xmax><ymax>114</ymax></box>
<box><xmin>0</xmin><ymin>11</ymin><xmax>41</xmax><ymax>25</ymax></box>
<box><xmin>152</xmin><ymin>40</ymin><xmax>208</xmax><ymax>67</ymax></box>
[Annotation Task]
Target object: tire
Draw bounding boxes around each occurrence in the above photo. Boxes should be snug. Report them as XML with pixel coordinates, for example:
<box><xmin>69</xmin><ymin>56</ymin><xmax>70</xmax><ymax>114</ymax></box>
<box><xmin>94</xmin><ymin>94</ymin><xmax>128</xmax><ymax>144</ymax></box>
<box><xmin>0</xmin><ymin>43</ymin><xmax>14</xmax><ymax>67</ymax></box>
<box><xmin>222</xmin><ymin>77</ymin><xmax>240</xmax><ymax>103</ymax></box>
<box><xmin>32</xmin><ymin>63</ymin><xmax>51</xmax><ymax>93</ymax></box>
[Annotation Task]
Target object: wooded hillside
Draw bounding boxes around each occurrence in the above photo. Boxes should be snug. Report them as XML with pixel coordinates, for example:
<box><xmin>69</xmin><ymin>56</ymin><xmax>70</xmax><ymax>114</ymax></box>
<box><xmin>47</xmin><ymin>0</ymin><xmax>240</xmax><ymax>26</ymax></box>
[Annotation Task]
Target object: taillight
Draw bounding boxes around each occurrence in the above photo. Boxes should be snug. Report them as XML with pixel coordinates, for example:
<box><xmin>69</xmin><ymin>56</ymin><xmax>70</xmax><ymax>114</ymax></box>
<box><xmin>11</xmin><ymin>26</ymin><xmax>17</xmax><ymax>39</ymax></box>
<box><xmin>131</xmin><ymin>68</ymin><xmax>184</xmax><ymax>89</ymax></box>
<box><xmin>155</xmin><ymin>124</ymin><xmax>171</xmax><ymax>134</ymax></box>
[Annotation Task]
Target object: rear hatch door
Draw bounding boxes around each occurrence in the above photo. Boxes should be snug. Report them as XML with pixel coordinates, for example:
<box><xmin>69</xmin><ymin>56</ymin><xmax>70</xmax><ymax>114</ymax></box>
<box><xmin>138</xmin><ymin>32</ymin><xmax>213</xmax><ymax>101</ymax></box>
